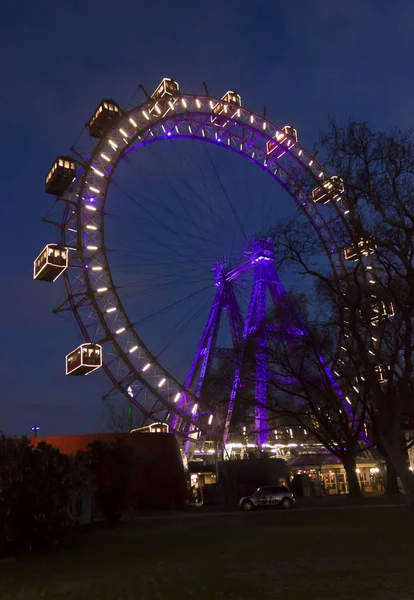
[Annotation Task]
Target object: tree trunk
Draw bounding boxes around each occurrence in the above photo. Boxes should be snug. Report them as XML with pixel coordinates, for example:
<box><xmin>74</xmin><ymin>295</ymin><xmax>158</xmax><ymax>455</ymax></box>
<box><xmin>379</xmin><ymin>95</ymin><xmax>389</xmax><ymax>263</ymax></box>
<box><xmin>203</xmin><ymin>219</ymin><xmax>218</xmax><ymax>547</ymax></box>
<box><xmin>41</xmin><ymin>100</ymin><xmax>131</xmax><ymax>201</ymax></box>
<box><xmin>387</xmin><ymin>446</ymin><xmax>414</xmax><ymax>509</ymax></box>
<box><xmin>384</xmin><ymin>454</ymin><xmax>401</xmax><ymax>495</ymax></box>
<box><xmin>341</xmin><ymin>455</ymin><xmax>362</xmax><ymax>497</ymax></box>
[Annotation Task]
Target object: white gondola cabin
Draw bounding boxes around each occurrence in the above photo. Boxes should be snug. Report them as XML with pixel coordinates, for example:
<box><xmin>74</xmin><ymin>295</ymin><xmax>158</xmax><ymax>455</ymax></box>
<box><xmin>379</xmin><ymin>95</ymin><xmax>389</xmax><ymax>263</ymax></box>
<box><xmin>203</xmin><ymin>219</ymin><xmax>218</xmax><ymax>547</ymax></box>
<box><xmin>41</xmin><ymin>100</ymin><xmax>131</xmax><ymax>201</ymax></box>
<box><xmin>312</xmin><ymin>176</ymin><xmax>344</xmax><ymax>203</ymax></box>
<box><xmin>266</xmin><ymin>125</ymin><xmax>298</xmax><ymax>158</ymax></box>
<box><xmin>66</xmin><ymin>343</ymin><xmax>102</xmax><ymax>376</ymax></box>
<box><xmin>375</xmin><ymin>365</ymin><xmax>389</xmax><ymax>383</ymax></box>
<box><xmin>369</xmin><ymin>301</ymin><xmax>394</xmax><ymax>324</ymax></box>
<box><xmin>33</xmin><ymin>244</ymin><xmax>68</xmax><ymax>282</ymax></box>
<box><xmin>151</xmin><ymin>78</ymin><xmax>180</xmax><ymax>99</ymax></box>
<box><xmin>45</xmin><ymin>157</ymin><xmax>76</xmax><ymax>195</ymax></box>
<box><xmin>344</xmin><ymin>238</ymin><xmax>377</xmax><ymax>261</ymax></box>
<box><xmin>88</xmin><ymin>99</ymin><xmax>121</xmax><ymax>138</ymax></box>
<box><xmin>130</xmin><ymin>422</ymin><xmax>169</xmax><ymax>434</ymax></box>
<box><xmin>212</xmin><ymin>91</ymin><xmax>242</xmax><ymax>127</ymax></box>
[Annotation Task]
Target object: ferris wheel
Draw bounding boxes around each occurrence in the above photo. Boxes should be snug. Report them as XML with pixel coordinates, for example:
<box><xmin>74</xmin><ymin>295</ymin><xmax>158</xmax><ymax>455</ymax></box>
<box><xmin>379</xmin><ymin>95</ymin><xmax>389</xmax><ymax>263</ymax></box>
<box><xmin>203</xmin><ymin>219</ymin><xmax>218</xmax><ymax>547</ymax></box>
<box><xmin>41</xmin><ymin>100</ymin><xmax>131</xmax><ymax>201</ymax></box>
<box><xmin>34</xmin><ymin>77</ymin><xmax>391</xmax><ymax>447</ymax></box>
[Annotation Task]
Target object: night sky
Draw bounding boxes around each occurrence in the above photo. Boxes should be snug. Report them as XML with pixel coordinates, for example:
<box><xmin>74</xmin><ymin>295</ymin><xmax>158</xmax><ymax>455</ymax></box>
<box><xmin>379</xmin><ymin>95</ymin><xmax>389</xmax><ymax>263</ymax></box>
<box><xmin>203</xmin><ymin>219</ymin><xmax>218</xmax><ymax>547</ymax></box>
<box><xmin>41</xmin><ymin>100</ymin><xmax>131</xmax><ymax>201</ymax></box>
<box><xmin>1</xmin><ymin>1</ymin><xmax>413</xmax><ymax>437</ymax></box>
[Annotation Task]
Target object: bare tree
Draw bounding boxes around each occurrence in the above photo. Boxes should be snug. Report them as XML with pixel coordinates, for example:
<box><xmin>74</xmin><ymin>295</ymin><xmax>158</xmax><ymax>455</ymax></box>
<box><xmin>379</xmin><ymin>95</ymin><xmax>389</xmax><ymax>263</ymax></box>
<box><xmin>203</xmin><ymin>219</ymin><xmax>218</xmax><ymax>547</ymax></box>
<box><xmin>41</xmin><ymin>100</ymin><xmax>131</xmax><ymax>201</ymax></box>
<box><xmin>267</xmin><ymin>121</ymin><xmax>414</xmax><ymax>504</ymax></box>
<box><xmin>104</xmin><ymin>401</ymin><xmax>132</xmax><ymax>434</ymax></box>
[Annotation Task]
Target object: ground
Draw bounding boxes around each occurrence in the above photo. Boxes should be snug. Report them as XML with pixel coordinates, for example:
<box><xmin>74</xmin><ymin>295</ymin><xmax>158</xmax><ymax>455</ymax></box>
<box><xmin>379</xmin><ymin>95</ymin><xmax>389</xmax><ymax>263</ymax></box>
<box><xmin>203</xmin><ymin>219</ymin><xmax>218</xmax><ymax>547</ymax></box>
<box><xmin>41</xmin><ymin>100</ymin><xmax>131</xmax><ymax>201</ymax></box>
<box><xmin>1</xmin><ymin>506</ymin><xmax>413</xmax><ymax>599</ymax></box>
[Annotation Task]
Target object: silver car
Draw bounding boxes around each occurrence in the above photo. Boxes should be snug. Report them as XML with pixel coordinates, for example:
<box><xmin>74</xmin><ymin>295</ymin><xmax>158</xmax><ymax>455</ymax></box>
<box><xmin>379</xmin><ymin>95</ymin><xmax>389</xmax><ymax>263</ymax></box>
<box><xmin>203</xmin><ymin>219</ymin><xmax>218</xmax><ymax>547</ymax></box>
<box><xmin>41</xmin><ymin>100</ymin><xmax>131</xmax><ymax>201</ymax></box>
<box><xmin>239</xmin><ymin>485</ymin><xmax>294</xmax><ymax>511</ymax></box>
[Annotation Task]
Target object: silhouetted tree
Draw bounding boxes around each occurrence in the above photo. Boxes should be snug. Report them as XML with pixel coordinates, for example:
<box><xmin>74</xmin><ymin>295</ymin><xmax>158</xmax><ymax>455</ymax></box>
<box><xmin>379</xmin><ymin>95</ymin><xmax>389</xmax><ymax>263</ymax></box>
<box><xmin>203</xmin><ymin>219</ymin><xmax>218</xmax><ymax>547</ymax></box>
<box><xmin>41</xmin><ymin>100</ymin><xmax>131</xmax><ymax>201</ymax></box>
<box><xmin>0</xmin><ymin>435</ymin><xmax>87</xmax><ymax>555</ymax></box>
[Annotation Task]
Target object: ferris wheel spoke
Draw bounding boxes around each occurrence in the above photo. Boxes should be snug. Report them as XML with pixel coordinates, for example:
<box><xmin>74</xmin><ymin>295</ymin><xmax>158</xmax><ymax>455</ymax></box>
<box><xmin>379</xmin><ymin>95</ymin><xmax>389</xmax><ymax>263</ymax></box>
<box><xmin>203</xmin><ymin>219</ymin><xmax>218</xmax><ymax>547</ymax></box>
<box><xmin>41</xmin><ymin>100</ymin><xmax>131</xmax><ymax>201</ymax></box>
<box><xmin>155</xmin><ymin>293</ymin><xmax>214</xmax><ymax>359</ymax></box>
<box><xmin>118</xmin><ymin>160</ymin><xmax>219</xmax><ymax>243</ymax></box>
<box><xmin>107</xmin><ymin>190</ymin><xmax>225</xmax><ymax>271</ymax></box>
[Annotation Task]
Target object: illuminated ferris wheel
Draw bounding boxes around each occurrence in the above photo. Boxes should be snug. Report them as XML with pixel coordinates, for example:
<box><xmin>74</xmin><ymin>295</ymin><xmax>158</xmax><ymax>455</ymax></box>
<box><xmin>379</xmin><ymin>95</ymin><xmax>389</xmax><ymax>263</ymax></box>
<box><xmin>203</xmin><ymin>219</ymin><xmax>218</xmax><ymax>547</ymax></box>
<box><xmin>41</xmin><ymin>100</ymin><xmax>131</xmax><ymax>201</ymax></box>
<box><xmin>34</xmin><ymin>77</ymin><xmax>391</xmax><ymax>447</ymax></box>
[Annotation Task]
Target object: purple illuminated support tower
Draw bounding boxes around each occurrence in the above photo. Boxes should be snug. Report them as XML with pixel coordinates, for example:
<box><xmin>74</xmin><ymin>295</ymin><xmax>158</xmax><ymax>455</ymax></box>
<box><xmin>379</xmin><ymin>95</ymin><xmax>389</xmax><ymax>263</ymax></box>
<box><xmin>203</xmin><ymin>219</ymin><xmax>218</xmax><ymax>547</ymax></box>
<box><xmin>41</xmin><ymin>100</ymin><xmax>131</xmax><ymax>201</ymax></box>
<box><xmin>223</xmin><ymin>238</ymin><xmax>284</xmax><ymax>447</ymax></box>
<box><xmin>179</xmin><ymin>237</ymin><xmax>362</xmax><ymax>453</ymax></box>
<box><xmin>171</xmin><ymin>260</ymin><xmax>243</xmax><ymax>432</ymax></box>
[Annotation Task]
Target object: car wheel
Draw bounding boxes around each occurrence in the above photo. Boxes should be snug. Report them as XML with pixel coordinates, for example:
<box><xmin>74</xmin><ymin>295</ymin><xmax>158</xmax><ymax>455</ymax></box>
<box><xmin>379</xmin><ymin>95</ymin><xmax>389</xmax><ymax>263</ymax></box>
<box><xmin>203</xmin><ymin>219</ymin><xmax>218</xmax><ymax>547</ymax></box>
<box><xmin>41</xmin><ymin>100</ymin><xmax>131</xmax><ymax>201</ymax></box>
<box><xmin>241</xmin><ymin>500</ymin><xmax>254</xmax><ymax>511</ymax></box>
<box><xmin>281</xmin><ymin>498</ymin><xmax>293</xmax><ymax>509</ymax></box>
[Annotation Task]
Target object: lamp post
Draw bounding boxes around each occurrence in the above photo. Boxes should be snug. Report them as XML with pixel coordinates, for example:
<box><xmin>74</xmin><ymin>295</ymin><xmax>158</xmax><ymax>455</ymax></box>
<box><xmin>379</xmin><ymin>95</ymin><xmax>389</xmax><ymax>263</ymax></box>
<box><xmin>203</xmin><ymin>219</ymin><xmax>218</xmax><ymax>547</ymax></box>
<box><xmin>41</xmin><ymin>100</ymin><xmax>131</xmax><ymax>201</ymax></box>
<box><xmin>31</xmin><ymin>425</ymin><xmax>40</xmax><ymax>438</ymax></box>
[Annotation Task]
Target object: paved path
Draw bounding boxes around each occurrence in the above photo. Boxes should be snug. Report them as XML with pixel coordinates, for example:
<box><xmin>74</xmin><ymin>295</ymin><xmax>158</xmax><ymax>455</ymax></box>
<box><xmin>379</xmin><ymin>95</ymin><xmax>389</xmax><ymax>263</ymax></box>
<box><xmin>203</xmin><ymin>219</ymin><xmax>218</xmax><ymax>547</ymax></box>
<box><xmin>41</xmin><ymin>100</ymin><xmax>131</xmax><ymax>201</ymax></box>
<box><xmin>130</xmin><ymin>502</ymin><xmax>405</xmax><ymax>522</ymax></box>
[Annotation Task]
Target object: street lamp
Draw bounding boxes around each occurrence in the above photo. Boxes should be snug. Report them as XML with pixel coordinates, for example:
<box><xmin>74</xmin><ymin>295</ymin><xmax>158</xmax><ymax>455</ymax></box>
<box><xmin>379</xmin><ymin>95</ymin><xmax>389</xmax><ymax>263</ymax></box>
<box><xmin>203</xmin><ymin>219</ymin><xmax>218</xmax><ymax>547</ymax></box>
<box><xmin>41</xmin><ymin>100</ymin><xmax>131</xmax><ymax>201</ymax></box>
<box><xmin>31</xmin><ymin>426</ymin><xmax>40</xmax><ymax>438</ymax></box>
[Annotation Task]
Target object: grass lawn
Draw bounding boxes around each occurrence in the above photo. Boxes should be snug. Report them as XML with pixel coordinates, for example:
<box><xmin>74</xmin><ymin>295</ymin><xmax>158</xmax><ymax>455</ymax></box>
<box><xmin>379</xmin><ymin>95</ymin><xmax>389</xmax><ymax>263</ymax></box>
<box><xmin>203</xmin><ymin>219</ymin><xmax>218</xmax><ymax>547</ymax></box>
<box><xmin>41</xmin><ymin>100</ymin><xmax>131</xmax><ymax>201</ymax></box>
<box><xmin>1</xmin><ymin>506</ymin><xmax>413</xmax><ymax>599</ymax></box>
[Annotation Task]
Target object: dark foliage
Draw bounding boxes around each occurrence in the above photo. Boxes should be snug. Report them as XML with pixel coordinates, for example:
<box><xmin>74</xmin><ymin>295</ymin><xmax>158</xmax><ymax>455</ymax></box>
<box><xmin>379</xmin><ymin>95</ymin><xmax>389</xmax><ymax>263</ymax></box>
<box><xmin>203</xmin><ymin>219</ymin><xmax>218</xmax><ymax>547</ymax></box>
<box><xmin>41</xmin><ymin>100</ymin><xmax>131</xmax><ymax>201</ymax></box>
<box><xmin>0</xmin><ymin>435</ymin><xmax>87</xmax><ymax>555</ymax></box>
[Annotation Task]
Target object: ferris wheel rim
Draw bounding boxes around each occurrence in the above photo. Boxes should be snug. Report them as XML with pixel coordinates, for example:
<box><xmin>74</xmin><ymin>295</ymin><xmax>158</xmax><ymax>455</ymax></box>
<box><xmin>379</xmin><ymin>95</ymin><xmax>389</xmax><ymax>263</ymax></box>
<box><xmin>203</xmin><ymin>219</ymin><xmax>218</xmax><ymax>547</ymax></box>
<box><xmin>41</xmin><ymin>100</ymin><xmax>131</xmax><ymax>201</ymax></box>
<box><xmin>58</xmin><ymin>90</ymin><xmax>374</xmax><ymax>434</ymax></box>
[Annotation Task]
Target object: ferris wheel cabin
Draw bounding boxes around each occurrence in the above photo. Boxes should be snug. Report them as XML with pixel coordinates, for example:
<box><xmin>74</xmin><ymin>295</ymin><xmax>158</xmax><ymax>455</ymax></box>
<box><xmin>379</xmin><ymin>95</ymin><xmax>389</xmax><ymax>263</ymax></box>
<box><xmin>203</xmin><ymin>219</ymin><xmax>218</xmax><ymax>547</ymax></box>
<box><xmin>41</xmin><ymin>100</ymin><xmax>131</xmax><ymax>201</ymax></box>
<box><xmin>369</xmin><ymin>300</ymin><xmax>394</xmax><ymax>324</ymax></box>
<box><xmin>130</xmin><ymin>422</ymin><xmax>170</xmax><ymax>434</ymax></box>
<box><xmin>33</xmin><ymin>244</ymin><xmax>68</xmax><ymax>282</ymax></box>
<box><xmin>312</xmin><ymin>176</ymin><xmax>344</xmax><ymax>204</ymax></box>
<box><xmin>344</xmin><ymin>238</ymin><xmax>377</xmax><ymax>261</ymax></box>
<box><xmin>266</xmin><ymin>126</ymin><xmax>298</xmax><ymax>158</ymax></box>
<box><xmin>151</xmin><ymin>78</ymin><xmax>180</xmax><ymax>99</ymax></box>
<box><xmin>45</xmin><ymin>157</ymin><xmax>76</xmax><ymax>196</ymax></box>
<box><xmin>212</xmin><ymin>91</ymin><xmax>242</xmax><ymax>127</ymax></box>
<box><xmin>375</xmin><ymin>365</ymin><xmax>389</xmax><ymax>383</ymax></box>
<box><xmin>66</xmin><ymin>343</ymin><xmax>102</xmax><ymax>376</ymax></box>
<box><xmin>88</xmin><ymin>100</ymin><xmax>121</xmax><ymax>138</ymax></box>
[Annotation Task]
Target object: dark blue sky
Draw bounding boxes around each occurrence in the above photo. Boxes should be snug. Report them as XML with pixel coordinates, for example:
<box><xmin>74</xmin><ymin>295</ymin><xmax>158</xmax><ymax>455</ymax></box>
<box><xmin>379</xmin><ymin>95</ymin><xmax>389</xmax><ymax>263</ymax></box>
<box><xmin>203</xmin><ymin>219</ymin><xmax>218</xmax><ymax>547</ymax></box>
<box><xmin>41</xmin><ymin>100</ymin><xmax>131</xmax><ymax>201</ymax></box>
<box><xmin>1</xmin><ymin>0</ymin><xmax>413</xmax><ymax>436</ymax></box>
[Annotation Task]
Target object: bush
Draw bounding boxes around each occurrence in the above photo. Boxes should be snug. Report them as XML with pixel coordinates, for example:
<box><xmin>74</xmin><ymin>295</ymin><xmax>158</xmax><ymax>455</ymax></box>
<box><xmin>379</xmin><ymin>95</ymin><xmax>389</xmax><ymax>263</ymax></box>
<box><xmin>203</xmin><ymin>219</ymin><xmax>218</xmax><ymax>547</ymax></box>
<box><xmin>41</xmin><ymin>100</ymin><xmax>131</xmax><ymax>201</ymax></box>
<box><xmin>0</xmin><ymin>435</ymin><xmax>87</xmax><ymax>555</ymax></box>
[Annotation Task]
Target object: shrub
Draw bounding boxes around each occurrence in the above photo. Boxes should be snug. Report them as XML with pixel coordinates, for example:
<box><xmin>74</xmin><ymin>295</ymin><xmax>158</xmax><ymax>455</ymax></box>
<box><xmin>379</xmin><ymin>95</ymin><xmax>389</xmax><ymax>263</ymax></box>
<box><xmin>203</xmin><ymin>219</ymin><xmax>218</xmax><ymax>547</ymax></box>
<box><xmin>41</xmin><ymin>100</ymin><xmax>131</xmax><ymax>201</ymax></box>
<box><xmin>0</xmin><ymin>435</ymin><xmax>87</xmax><ymax>555</ymax></box>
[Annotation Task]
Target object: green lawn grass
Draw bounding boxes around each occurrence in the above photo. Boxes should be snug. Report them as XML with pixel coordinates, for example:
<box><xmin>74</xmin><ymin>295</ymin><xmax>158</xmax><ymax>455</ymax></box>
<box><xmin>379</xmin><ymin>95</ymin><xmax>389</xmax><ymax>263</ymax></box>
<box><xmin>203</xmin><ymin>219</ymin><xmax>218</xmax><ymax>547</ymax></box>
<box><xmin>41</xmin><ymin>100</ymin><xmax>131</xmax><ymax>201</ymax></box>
<box><xmin>1</xmin><ymin>506</ymin><xmax>413</xmax><ymax>599</ymax></box>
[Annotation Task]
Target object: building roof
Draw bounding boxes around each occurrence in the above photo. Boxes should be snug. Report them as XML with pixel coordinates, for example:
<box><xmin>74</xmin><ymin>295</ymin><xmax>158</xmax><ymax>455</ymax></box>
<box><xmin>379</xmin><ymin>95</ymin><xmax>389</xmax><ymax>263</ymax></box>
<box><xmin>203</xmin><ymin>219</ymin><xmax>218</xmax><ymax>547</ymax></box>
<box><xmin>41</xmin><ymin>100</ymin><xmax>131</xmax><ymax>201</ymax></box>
<box><xmin>287</xmin><ymin>453</ymin><xmax>377</xmax><ymax>469</ymax></box>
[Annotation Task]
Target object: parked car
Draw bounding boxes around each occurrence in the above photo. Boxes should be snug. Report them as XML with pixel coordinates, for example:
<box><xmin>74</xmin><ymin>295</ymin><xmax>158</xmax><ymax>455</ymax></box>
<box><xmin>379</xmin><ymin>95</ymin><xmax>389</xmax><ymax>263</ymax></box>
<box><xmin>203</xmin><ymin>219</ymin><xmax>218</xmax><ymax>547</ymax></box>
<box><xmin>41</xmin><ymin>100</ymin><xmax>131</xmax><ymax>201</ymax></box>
<box><xmin>239</xmin><ymin>485</ymin><xmax>294</xmax><ymax>511</ymax></box>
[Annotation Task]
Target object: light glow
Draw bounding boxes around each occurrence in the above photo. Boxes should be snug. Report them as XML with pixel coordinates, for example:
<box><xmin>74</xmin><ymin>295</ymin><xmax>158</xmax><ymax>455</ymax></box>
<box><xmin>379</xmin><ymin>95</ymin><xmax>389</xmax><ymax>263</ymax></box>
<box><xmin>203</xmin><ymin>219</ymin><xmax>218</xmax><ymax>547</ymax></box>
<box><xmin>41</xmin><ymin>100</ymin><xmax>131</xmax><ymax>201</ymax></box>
<box><xmin>97</xmin><ymin>287</ymin><xmax>108</xmax><ymax>293</ymax></box>
<box><xmin>174</xmin><ymin>392</ymin><xmax>181</xmax><ymax>402</ymax></box>
<box><xmin>168</xmin><ymin>101</ymin><xmax>175</xmax><ymax>111</ymax></box>
<box><xmin>86</xmin><ymin>225</ymin><xmax>97</xmax><ymax>230</ymax></box>
<box><xmin>192</xmin><ymin>403</ymin><xmax>198</xmax><ymax>414</ymax></box>
<box><xmin>129</xmin><ymin>345</ymin><xmax>138</xmax><ymax>353</ymax></box>
<box><xmin>195</xmin><ymin>99</ymin><xmax>201</xmax><ymax>108</ymax></box>
<box><xmin>108</xmin><ymin>140</ymin><xmax>118</xmax><ymax>149</ymax></box>
<box><xmin>86</xmin><ymin>245</ymin><xmax>98</xmax><ymax>251</ymax></box>
<box><xmin>119</xmin><ymin>128</ymin><xmax>128</xmax><ymax>137</ymax></box>
<box><xmin>142</xmin><ymin>363</ymin><xmax>151</xmax><ymax>372</ymax></box>
<box><xmin>91</xmin><ymin>266</ymin><xmax>103</xmax><ymax>271</ymax></box>
<box><xmin>100</xmin><ymin>153</ymin><xmax>111</xmax><ymax>162</ymax></box>
<box><xmin>91</xmin><ymin>167</ymin><xmax>105</xmax><ymax>177</ymax></box>
<box><xmin>142</xmin><ymin>110</ymin><xmax>150</xmax><ymax>120</ymax></box>
<box><xmin>158</xmin><ymin>378</ymin><xmax>166</xmax><ymax>388</ymax></box>
<box><xmin>89</xmin><ymin>186</ymin><xmax>100</xmax><ymax>194</ymax></box>
<box><xmin>116</xmin><ymin>327</ymin><xmax>125</xmax><ymax>335</ymax></box>
<box><xmin>85</xmin><ymin>205</ymin><xmax>96</xmax><ymax>212</ymax></box>
<box><xmin>129</xmin><ymin>117</ymin><xmax>137</xmax><ymax>127</ymax></box>
<box><xmin>106</xmin><ymin>307</ymin><xmax>116</xmax><ymax>313</ymax></box>
<box><xmin>208</xmin><ymin>414</ymin><xmax>213</xmax><ymax>425</ymax></box>
<box><xmin>181</xmin><ymin>98</ymin><xmax>187</xmax><ymax>108</ymax></box>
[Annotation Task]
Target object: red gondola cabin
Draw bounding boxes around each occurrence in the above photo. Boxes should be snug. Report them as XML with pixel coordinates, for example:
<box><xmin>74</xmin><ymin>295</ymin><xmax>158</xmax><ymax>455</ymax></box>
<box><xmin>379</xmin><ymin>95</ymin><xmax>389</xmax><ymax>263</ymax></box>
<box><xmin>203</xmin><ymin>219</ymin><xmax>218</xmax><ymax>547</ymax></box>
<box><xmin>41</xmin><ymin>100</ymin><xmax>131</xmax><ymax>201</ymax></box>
<box><xmin>266</xmin><ymin>126</ymin><xmax>298</xmax><ymax>159</ymax></box>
